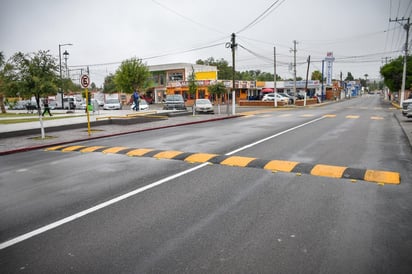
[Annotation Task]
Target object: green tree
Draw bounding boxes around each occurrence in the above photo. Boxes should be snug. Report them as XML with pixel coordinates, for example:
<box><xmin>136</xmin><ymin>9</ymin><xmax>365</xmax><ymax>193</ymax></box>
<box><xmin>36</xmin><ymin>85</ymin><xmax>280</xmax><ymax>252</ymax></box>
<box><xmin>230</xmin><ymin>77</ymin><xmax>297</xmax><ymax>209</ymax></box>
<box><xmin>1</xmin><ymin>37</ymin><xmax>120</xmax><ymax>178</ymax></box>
<box><xmin>0</xmin><ymin>52</ymin><xmax>8</xmax><ymax>113</ymax></box>
<box><xmin>345</xmin><ymin>72</ymin><xmax>354</xmax><ymax>81</ymax></box>
<box><xmin>188</xmin><ymin>66</ymin><xmax>198</xmax><ymax>115</ymax></box>
<box><xmin>7</xmin><ymin>50</ymin><xmax>59</xmax><ymax>138</ymax></box>
<box><xmin>380</xmin><ymin>56</ymin><xmax>412</xmax><ymax>92</ymax></box>
<box><xmin>208</xmin><ymin>81</ymin><xmax>227</xmax><ymax>114</ymax></box>
<box><xmin>114</xmin><ymin>58</ymin><xmax>152</xmax><ymax>94</ymax></box>
<box><xmin>103</xmin><ymin>73</ymin><xmax>117</xmax><ymax>93</ymax></box>
<box><xmin>311</xmin><ymin>70</ymin><xmax>322</xmax><ymax>81</ymax></box>
<box><xmin>9</xmin><ymin>50</ymin><xmax>58</xmax><ymax>110</ymax></box>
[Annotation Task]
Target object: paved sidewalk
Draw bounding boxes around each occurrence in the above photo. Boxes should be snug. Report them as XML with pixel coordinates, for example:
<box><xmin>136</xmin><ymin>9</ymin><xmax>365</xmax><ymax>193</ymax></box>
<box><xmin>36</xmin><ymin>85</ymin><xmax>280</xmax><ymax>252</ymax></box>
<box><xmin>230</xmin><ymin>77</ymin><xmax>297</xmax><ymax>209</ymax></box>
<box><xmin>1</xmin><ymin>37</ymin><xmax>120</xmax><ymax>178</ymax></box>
<box><xmin>0</xmin><ymin>109</ymin><xmax>241</xmax><ymax>155</ymax></box>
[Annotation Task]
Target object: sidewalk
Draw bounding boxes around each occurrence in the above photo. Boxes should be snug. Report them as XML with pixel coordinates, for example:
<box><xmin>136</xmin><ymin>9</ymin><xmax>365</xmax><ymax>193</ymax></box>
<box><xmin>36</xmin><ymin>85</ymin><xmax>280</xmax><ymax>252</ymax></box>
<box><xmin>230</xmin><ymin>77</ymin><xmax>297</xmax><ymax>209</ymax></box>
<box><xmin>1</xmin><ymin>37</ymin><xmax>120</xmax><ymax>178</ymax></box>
<box><xmin>391</xmin><ymin>102</ymin><xmax>412</xmax><ymax>150</ymax></box>
<box><xmin>0</xmin><ymin>108</ymin><xmax>241</xmax><ymax>155</ymax></box>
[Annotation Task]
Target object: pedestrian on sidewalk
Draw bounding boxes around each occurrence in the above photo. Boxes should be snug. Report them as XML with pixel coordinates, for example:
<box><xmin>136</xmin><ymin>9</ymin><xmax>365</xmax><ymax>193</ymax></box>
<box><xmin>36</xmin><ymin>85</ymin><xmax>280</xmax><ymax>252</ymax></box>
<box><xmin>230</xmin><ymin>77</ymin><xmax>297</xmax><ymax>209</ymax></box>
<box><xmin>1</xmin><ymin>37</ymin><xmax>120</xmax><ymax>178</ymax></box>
<box><xmin>42</xmin><ymin>99</ymin><xmax>52</xmax><ymax>116</ymax></box>
<box><xmin>132</xmin><ymin>90</ymin><xmax>140</xmax><ymax>111</ymax></box>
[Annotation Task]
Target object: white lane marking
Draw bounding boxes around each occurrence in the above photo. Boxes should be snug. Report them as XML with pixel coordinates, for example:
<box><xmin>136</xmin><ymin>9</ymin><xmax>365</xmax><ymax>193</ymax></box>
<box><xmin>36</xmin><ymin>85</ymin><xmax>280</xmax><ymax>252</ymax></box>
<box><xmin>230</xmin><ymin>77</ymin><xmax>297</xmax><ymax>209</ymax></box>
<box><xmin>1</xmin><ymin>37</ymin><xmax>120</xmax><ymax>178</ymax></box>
<box><xmin>0</xmin><ymin>163</ymin><xmax>209</xmax><ymax>250</ymax></box>
<box><xmin>1</xmin><ymin>116</ymin><xmax>326</xmax><ymax>250</ymax></box>
<box><xmin>226</xmin><ymin>116</ymin><xmax>326</xmax><ymax>155</ymax></box>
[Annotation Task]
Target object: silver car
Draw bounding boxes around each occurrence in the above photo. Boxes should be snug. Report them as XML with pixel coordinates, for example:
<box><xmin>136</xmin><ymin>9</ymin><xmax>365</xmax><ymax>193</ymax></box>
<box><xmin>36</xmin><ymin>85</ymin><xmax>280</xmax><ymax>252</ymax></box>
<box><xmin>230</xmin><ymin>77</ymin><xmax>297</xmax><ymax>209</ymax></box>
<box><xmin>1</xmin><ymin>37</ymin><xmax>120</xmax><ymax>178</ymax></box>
<box><xmin>195</xmin><ymin>99</ymin><xmax>214</xmax><ymax>114</ymax></box>
<box><xmin>103</xmin><ymin>99</ymin><xmax>121</xmax><ymax>110</ymax></box>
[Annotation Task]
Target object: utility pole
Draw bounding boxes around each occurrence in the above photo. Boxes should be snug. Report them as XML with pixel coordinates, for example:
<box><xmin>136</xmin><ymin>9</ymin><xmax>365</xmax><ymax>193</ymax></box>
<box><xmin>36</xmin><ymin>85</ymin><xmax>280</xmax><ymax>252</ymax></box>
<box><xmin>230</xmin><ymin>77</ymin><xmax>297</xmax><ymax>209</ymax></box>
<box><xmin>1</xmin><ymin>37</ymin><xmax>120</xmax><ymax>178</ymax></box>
<box><xmin>226</xmin><ymin>33</ymin><xmax>237</xmax><ymax>115</ymax></box>
<box><xmin>389</xmin><ymin>17</ymin><xmax>410</xmax><ymax>106</ymax></box>
<box><xmin>290</xmin><ymin>40</ymin><xmax>298</xmax><ymax>95</ymax></box>
<box><xmin>304</xmin><ymin>55</ymin><xmax>311</xmax><ymax>106</ymax></box>
<box><xmin>321</xmin><ymin>60</ymin><xmax>324</xmax><ymax>102</ymax></box>
<box><xmin>274</xmin><ymin>46</ymin><xmax>277</xmax><ymax>107</ymax></box>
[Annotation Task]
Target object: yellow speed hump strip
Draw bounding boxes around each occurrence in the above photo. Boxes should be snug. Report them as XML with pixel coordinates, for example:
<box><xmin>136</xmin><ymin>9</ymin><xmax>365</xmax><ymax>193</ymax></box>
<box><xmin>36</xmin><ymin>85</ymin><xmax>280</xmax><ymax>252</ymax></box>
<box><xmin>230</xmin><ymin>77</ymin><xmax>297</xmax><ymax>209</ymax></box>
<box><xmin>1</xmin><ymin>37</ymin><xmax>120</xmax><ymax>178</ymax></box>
<box><xmin>45</xmin><ymin>145</ymin><xmax>401</xmax><ymax>185</ymax></box>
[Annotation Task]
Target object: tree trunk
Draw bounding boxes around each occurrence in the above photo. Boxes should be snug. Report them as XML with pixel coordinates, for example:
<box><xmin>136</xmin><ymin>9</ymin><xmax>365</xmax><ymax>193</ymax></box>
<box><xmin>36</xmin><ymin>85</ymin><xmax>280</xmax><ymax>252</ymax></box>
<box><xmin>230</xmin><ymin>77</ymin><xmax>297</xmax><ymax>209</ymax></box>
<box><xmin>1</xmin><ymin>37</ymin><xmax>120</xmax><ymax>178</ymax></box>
<box><xmin>0</xmin><ymin>93</ymin><xmax>6</xmax><ymax>113</ymax></box>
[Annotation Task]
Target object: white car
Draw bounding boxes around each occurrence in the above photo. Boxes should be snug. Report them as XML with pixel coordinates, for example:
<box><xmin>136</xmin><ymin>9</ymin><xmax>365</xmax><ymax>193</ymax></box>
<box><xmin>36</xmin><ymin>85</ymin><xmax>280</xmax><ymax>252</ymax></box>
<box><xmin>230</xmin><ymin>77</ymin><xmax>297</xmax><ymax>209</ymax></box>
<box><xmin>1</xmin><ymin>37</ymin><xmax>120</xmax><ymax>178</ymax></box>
<box><xmin>103</xmin><ymin>99</ymin><xmax>121</xmax><ymax>110</ymax></box>
<box><xmin>402</xmin><ymin>98</ymin><xmax>412</xmax><ymax>116</ymax></box>
<box><xmin>130</xmin><ymin>99</ymin><xmax>149</xmax><ymax>111</ymax></box>
<box><xmin>262</xmin><ymin>93</ymin><xmax>289</xmax><ymax>104</ymax></box>
<box><xmin>194</xmin><ymin>99</ymin><xmax>214</xmax><ymax>113</ymax></box>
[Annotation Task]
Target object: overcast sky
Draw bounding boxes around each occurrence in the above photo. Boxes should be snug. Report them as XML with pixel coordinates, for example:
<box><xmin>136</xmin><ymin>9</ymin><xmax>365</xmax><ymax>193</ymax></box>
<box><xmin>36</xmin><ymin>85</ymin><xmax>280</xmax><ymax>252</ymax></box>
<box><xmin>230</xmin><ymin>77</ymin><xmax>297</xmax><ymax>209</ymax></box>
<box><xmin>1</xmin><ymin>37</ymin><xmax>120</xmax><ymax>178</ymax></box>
<box><xmin>1</xmin><ymin>0</ymin><xmax>411</xmax><ymax>87</ymax></box>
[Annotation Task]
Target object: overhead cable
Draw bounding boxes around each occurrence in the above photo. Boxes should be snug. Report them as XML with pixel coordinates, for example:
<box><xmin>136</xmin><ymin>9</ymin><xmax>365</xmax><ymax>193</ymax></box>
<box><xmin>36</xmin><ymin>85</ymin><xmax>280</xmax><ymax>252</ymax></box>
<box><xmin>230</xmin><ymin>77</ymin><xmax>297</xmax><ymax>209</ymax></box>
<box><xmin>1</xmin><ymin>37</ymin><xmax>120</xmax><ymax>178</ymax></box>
<box><xmin>69</xmin><ymin>41</ymin><xmax>226</xmax><ymax>68</ymax></box>
<box><xmin>236</xmin><ymin>0</ymin><xmax>286</xmax><ymax>34</ymax></box>
<box><xmin>151</xmin><ymin>0</ymin><xmax>226</xmax><ymax>35</ymax></box>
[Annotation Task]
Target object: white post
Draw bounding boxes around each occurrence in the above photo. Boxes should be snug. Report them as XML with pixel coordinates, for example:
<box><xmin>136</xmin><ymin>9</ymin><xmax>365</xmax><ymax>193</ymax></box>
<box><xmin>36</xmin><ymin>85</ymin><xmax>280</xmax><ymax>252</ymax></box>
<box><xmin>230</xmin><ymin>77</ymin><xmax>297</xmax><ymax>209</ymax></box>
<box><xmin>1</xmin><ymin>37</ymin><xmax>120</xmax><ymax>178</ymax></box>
<box><xmin>232</xmin><ymin>91</ymin><xmax>236</xmax><ymax>115</ymax></box>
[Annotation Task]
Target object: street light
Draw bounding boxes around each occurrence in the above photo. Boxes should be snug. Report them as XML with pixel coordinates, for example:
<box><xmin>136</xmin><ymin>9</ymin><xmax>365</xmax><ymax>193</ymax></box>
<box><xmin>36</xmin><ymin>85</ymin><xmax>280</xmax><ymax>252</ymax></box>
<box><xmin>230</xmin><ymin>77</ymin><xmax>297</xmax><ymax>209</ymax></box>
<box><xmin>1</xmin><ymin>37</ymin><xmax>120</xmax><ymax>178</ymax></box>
<box><xmin>63</xmin><ymin>50</ymin><xmax>69</xmax><ymax>78</ymax></box>
<box><xmin>59</xmin><ymin>43</ymin><xmax>73</xmax><ymax>109</ymax></box>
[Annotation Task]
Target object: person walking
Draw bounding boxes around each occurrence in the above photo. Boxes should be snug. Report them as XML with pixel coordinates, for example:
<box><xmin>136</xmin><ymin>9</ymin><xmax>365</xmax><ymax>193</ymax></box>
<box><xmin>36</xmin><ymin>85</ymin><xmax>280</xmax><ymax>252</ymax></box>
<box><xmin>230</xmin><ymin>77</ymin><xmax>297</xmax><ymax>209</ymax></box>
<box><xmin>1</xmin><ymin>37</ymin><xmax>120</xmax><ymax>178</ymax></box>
<box><xmin>42</xmin><ymin>99</ymin><xmax>52</xmax><ymax>116</ymax></box>
<box><xmin>132</xmin><ymin>90</ymin><xmax>140</xmax><ymax>111</ymax></box>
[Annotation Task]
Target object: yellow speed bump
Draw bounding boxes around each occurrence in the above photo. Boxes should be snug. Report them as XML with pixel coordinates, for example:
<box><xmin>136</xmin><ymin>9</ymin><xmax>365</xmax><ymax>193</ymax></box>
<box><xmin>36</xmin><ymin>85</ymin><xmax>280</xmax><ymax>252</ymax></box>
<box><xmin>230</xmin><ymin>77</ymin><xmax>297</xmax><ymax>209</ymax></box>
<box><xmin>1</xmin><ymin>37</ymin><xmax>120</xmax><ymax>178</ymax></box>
<box><xmin>80</xmin><ymin>146</ymin><xmax>107</xmax><ymax>153</ymax></box>
<box><xmin>61</xmin><ymin>145</ymin><xmax>86</xmax><ymax>152</ymax></box>
<box><xmin>153</xmin><ymin>150</ymin><xmax>183</xmax><ymax>159</ymax></box>
<box><xmin>264</xmin><ymin>160</ymin><xmax>299</xmax><ymax>172</ymax></box>
<box><xmin>311</xmin><ymin>164</ymin><xmax>347</xmax><ymax>178</ymax></box>
<box><xmin>102</xmin><ymin>146</ymin><xmax>129</xmax><ymax>154</ymax></box>
<box><xmin>45</xmin><ymin>145</ymin><xmax>67</xmax><ymax>151</ymax></box>
<box><xmin>184</xmin><ymin>153</ymin><xmax>218</xmax><ymax>163</ymax></box>
<box><xmin>364</xmin><ymin>170</ymin><xmax>400</xmax><ymax>185</ymax></box>
<box><xmin>221</xmin><ymin>156</ymin><xmax>256</xmax><ymax>167</ymax></box>
<box><xmin>126</xmin><ymin>148</ymin><xmax>154</xmax><ymax>157</ymax></box>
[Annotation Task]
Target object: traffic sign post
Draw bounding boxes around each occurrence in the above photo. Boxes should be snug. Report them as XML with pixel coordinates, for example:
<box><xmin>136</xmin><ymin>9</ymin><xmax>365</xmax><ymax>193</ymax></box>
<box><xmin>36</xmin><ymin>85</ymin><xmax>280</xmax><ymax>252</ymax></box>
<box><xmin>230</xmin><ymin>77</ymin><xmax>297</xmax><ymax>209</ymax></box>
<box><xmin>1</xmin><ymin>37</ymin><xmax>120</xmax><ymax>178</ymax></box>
<box><xmin>80</xmin><ymin>74</ymin><xmax>91</xmax><ymax>136</ymax></box>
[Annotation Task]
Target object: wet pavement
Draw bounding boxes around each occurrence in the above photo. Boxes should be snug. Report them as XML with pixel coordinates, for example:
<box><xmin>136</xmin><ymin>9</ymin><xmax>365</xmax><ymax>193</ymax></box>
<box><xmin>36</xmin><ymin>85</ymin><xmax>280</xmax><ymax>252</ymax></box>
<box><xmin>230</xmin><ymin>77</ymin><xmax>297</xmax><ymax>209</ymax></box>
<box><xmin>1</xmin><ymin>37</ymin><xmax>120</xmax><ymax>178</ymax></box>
<box><xmin>1</xmin><ymin>101</ymin><xmax>411</xmax><ymax>155</ymax></box>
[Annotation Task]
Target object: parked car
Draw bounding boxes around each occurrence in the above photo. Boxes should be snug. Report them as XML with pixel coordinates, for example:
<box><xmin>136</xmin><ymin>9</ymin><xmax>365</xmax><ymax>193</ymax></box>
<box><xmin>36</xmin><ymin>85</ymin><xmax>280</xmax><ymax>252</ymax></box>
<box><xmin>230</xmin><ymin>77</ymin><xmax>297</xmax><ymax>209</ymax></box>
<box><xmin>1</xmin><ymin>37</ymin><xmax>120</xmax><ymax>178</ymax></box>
<box><xmin>103</xmin><ymin>99</ymin><xmax>121</xmax><ymax>110</ymax></box>
<box><xmin>130</xmin><ymin>99</ymin><xmax>149</xmax><ymax>111</ymax></box>
<box><xmin>278</xmin><ymin>93</ymin><xmax>295</xmax><ymax>104</ymax></box>
<box><xmin>12</xmin><ymin>100</ymin><xmax>30</xmax><ymax>110</ymax></box>
<box><xmin>261</xmin><ymin>93</ymin><xmax>289</xmax><ymax>104</ymax></box>
<box><xmin>141</xmin><ymin>95</ymin><xmax>153</xmax><ymax>104</ymax></box>
<box><xmin>405</xmin><ymin>103</ymin><xmax>412</xmax><ymax>118</ymax></box>
<box><xmin>194</xmin><ymin>99</ymin><xmax>214</xmax><ymax>114</ymax></box>
<box><xmin>402</xmin><ymin>98</ymin><xmax>412</xmax><ymax>116</ymax></box>
<box><xmin>163</xmin><ymin>94</ymin><xmax>187</xmax><ymax>110</ymax></box>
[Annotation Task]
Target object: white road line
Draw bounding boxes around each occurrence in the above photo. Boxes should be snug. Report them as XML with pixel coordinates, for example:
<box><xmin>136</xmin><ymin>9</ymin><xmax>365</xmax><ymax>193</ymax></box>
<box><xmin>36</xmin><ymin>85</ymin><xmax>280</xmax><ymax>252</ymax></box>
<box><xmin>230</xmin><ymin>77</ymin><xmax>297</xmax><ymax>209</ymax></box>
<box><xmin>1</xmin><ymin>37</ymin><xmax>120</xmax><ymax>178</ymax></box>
<box><xmin>0</xmin><ymin>163</ymin><xmax>209</xmax><ymax>250</ymax></box>
<box><xmin>226</xmin><ymin>116</ymin><xmax>326</xmax><ymax>155</ymax></box>
<box><xmin>1</xmin><ymin>116</ymin><xmax>326</xmax><ymax>250</ymax></box>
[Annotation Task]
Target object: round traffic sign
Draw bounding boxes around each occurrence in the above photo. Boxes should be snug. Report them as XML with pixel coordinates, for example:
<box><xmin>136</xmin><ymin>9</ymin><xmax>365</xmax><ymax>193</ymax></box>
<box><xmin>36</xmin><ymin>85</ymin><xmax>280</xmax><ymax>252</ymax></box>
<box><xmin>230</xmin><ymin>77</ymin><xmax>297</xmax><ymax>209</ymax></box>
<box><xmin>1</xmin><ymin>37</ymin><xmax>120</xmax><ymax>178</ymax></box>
<box><xmin>80</xmin><ymin>74</ymin><xmax>90</xmax><ymax>88</ymax></box>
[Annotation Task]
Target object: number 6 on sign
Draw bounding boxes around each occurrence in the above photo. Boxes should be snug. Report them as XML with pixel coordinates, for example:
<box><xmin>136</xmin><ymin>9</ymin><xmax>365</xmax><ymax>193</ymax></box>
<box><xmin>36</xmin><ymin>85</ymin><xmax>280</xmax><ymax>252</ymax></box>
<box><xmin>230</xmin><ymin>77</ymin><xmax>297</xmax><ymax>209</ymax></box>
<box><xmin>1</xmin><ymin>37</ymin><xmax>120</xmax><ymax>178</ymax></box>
<box><xmin>80</xmin><ymin>74</ymin><xmax>90</xmax><ymax>88</ymax></box>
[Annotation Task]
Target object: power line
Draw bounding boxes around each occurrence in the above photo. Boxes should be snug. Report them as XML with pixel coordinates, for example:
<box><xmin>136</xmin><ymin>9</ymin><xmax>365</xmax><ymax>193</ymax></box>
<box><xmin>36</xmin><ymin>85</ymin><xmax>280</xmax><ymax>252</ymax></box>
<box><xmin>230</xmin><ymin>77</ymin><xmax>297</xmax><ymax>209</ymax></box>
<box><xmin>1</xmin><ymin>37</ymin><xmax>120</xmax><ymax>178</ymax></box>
<box><xmin>236</xmin><ymin>0</ymin><xmax>286</xmax><ymax>34</ymax></box>
<box><xmin>151</xmin><ymin>0</ymin><xmax>226</xmax><ymax>35</ymax></box>
<box><xmin>69</xmin><ymin>41</ymin><xmax>226</xmax><ymax>68</ymax></box>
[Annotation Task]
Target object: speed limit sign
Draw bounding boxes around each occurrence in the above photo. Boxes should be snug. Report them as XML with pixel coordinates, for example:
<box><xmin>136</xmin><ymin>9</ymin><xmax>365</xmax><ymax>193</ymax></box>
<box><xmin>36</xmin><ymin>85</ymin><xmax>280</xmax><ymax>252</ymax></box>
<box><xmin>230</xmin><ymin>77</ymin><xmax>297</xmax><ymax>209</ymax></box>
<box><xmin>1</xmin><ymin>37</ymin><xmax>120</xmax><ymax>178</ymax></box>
<box><xmin>80</xmin><ymin>74</ymin><xmax>90</xmax><ymax>88</ymax></box>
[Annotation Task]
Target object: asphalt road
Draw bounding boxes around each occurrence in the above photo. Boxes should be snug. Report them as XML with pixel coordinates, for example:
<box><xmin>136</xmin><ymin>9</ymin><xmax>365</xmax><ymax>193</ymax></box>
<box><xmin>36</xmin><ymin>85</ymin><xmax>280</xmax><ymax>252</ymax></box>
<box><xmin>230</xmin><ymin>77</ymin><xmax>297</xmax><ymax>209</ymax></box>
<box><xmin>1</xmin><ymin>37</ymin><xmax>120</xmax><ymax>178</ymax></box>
<box><xmin>1</xmin><ymin>95</ymin><xmax>411</xmax><ymax>273</ymax></box>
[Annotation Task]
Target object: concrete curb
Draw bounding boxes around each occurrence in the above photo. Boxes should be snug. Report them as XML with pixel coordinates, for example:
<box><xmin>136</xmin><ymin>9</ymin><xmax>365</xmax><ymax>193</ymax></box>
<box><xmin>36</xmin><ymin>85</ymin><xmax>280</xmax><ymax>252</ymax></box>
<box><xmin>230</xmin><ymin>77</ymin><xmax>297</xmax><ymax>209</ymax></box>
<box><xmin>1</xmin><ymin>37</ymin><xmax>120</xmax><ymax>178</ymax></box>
<box><xmin>0</xmin><ymin>115</ymin><xmax>242</xmax><ymax>156</ymax></box>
